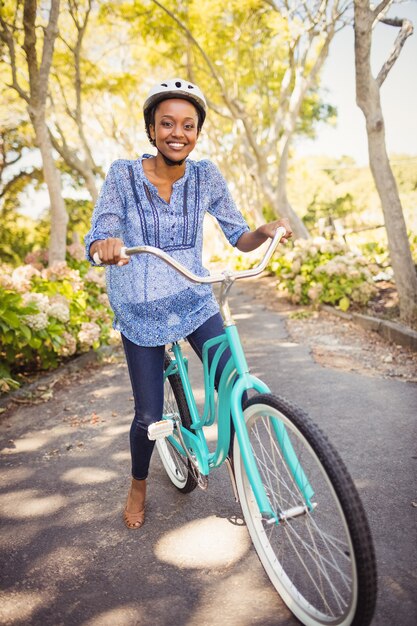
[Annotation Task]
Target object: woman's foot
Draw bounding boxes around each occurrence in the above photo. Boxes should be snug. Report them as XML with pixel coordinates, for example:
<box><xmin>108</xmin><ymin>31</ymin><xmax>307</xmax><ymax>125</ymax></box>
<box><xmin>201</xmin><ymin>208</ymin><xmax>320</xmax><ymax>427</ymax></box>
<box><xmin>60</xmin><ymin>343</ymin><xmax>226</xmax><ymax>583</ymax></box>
<box><xmin>124</xmin><ymin>478</ymin><xmax>146</xmax><ymax>529</ymax></box>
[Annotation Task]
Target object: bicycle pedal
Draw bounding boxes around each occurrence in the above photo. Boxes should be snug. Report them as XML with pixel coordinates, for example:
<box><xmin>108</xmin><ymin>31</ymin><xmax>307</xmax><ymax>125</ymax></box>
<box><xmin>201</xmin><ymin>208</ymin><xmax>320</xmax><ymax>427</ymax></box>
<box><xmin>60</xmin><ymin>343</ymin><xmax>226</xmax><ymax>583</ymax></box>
<box><xmin>148</xmin><ymin>420</ymin><xmax>175</xmax><ymax>441</ymax></box>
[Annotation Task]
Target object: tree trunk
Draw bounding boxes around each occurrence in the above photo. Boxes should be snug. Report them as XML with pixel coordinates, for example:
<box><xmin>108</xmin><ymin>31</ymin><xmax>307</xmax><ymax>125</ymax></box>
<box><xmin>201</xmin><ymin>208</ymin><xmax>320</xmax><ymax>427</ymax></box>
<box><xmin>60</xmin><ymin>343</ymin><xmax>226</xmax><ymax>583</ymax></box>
<box><xmin>31</xmin><ymin>110</ymin><xmax>68</xmax><ymax>262</ymax></box>
<box><xmin>277</xmin><ymin>138</ymin><xmax>310</xmax><ymax>239</ymax></box>
<box><xmin>21</xmin><ymin>0</ymin><xmax>67</xmax><ymax>264</ymax></box>
<box><xmin>367</xmin><ymin>106</ymin><xmax>417</xmax><ymax>324</ymax></box>
<box><xmin>354</xmin><ymin>0</ymin><xmax>417</xmax><ymax>325</ymax></box>
<box><xmin>48</xmin><ymin>0</ymin><xmax>99</xmax><ymax>206</ymax></box>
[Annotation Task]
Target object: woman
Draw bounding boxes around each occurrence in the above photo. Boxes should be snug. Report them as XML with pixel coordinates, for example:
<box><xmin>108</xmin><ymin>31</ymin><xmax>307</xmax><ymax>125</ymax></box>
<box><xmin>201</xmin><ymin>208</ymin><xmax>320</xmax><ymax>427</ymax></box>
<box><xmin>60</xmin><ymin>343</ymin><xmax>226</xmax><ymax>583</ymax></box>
<box><xmin>85</xmin><ymin>78</ymin><xmax>292</xmax><ymax>529</ymax></box>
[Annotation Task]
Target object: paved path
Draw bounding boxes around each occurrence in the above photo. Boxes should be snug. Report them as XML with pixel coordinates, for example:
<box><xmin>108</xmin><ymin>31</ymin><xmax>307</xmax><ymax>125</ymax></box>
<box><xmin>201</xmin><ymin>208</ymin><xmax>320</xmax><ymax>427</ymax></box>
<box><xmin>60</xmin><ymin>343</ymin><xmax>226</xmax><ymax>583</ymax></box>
<box><xmin>1</xmin><ymin>282</ymin><xmax>416</xmax><ymax>626</ymax></box>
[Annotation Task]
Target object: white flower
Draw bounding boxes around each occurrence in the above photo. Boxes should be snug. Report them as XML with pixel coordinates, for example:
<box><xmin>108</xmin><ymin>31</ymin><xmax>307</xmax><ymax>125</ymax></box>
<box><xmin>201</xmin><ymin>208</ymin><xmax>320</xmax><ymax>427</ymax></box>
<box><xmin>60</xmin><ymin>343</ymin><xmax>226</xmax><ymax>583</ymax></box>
<box><xmin>22</xmin><ymin>292</ymin><xmax>50</xmax><ymax>313</ymax></box>
<box><xmin>67</xmin><ymin>242</ymin><xmax>85</xmax><ymax>261</ymax></box>
<box><xmin>77</xmin><ymin>322</ymin><xmax>101</xmax><ymax>349</ymax></box>
<box><xmin>11</xmin><ymin>265</ymin><xmax>41</xmax><ymax>292</ymax></box>
<box><xmin>108</xmin><ymin>328</ymin><xmax>121</xmax><ymax>345</ymax></box>
<box><xmin>0</xmin><ymin>272</ymin><xmax>13</xmax><ymax>289</ymax></box>
<box><xmin>307</xmin><ymin>284</ymin><xmax>323</xmax><ymax>301</ymax></box>
<box><xmin>291</xmin><ymin>260</ymin><xmax>301</xmax><ymax>274</ymax></box>
<box><xmin>57</xmin><ymin>331</ymin><xmax>77</xmax><ymax>357</ymax></box>
<box><xmin>97</xmin><ymin>293</ymin><xmax>110</xmax><ymax>307</ymax></box>
<box><xmin>41</xmin><ymin>263</ymin><xmax>83</xmax><ymax>291</ymax></box>
<box><xmin>85</xmin><ymin>268</ymin><xmax>106</xmax><ymax>287</ymax></box>
<box><xmin>24</xmin><ymin>312</ymin><xmax>49</xmax><ymax>331</ymax></box>
<box><xmin>48</xmin><ymin>301</ymin><xmax>70</xmax><ymax>323</ymax></box>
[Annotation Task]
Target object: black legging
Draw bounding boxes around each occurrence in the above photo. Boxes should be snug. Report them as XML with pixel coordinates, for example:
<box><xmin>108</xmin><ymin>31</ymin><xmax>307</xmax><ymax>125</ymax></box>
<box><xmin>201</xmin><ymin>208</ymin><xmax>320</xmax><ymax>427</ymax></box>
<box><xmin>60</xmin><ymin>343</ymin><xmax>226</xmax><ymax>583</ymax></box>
<box><xmin>122</xmin><ymin>312</ymin><xmax>231</xmax><ymax>479</ymax></box>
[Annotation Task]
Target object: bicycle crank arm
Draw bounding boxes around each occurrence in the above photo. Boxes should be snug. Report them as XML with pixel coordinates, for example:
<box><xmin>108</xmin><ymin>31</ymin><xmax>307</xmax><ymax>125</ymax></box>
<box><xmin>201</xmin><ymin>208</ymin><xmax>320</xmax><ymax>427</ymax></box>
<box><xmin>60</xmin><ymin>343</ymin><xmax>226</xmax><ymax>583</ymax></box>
<box><xmin>170</xmin><ymin>417</ymin><xmax>208</xmax><ymax>491</ymax></box>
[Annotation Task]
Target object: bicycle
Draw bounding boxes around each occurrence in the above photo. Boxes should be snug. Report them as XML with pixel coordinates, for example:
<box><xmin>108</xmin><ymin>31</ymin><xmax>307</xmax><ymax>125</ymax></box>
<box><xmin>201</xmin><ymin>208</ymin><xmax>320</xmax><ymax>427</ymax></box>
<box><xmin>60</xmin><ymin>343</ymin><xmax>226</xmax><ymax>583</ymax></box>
<box><xmin>97</xmin><ymin>228</ymin><xmax>377</xmax><ymax>626</ymax></box>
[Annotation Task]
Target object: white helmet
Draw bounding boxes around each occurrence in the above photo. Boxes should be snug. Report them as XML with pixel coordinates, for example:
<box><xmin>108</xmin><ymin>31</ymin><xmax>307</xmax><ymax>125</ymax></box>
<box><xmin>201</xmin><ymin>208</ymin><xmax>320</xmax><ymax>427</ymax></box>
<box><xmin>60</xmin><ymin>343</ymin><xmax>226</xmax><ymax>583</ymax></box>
<box><xmin>143</xmin><ymin>78</ymin><xmax>207</xmax><ymax>144</ymax></box>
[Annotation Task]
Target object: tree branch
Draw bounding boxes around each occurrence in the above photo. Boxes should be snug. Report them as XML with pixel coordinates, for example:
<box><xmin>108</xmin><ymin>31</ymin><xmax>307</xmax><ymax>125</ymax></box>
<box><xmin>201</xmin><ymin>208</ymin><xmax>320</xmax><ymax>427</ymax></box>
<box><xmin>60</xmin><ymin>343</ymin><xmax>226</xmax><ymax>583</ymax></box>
<box><xmin>150</xmin><ymin>0</ymin><xmax>265</xmax><ymax>163</ymax></box>
<box><xmin>22</xmin><ymin>0</ymin><xmax>41</xmax><ymax>104</ymax></box>
<box><xmin>0</xmin><ymin>11</ymin><xmax>30</xmax><ymax>102</ymax></box>
<box><xmin>376</xmin><ymin>17</ymin><xmax>413</xmax><ymax>87</ymax></box>
<box><xmin>150</xmin><ymin>0</ymin><xmax>225</xmax><ymax>93</ymax></box>
<box><xmin>0</xmin><ymin>168</ymin><xmax>41</xmax><ymax>199</ymax></box>
<box><xmin>62</xmin><ymin>0</ymin><xmax>95</xmax><ymax>169</ymax></box>
<box><xmin>372</xmin><ymin>0</ymin><xmax>392</xmax><ymax>19</ymax></box>
<box><xmin>38</xmin><ymin>0</ymin><xmax>61</xmax><ymax>104</ymax></box>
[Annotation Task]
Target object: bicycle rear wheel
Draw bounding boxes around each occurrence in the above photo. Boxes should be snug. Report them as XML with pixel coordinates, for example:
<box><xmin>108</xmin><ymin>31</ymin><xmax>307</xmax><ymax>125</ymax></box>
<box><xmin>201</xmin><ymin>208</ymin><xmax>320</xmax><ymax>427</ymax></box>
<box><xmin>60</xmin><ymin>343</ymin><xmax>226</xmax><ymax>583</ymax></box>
<box><xmin>233</xmin><ymin>393</ymin><xmax>377</xmax><ymax>626</ymax></box>
<box><xmin>156</xmin><ymin>352</ymin><xmax>197</xmax><ymax>493</ymax></box>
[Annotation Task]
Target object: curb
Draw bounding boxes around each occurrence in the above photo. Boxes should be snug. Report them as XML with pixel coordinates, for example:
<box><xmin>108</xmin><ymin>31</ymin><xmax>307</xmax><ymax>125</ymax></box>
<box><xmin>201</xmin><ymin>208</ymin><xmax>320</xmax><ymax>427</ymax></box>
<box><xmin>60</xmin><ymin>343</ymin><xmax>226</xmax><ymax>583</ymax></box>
<box><xmin>322</xmin><ymin>305</ymin><xmax>417</xmax><ymax>352</ymax></box>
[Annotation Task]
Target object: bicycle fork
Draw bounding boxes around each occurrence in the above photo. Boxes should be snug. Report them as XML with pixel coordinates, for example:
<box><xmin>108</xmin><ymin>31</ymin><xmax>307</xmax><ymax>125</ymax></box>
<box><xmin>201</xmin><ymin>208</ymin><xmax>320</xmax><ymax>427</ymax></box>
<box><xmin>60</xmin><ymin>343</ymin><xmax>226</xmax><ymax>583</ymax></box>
<box><xmin>230</xmin><ymin>378</ymin><xmax>315</xmax><ymax>525</ymax></box>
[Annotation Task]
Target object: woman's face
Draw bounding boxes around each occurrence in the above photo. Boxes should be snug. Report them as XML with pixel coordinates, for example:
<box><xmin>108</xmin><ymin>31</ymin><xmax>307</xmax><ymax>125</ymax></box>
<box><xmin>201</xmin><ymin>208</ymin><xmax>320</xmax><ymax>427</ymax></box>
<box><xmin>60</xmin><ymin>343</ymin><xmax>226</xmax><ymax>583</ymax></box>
<box><xmin>150</xmin><ymin>98</ymin><xmax>200</xmax><ymax>162</ymax></box>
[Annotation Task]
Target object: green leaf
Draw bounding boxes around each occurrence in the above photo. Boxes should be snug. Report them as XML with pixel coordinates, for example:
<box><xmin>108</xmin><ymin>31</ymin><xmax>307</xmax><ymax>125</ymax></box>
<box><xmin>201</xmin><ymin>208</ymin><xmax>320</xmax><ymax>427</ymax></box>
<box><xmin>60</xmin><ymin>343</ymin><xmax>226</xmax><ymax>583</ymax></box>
<box><xmin>20</xmin><ymin>325</ymin><xmax>32</xmax><ymax>341</ymax></box>
<box><xmin>1</xmin><ymin>310</ymin><xmax>21</xmax><ymax>328</ymax></box>
<box><xmin>338</xmin><ymin>297</ymin><xmax>350</xmax><ymax>312</ymax></box>
<box><xmin>29</xmin><ymin>337</ymin><xmax>42</xmax><ymax>349</ymax></box>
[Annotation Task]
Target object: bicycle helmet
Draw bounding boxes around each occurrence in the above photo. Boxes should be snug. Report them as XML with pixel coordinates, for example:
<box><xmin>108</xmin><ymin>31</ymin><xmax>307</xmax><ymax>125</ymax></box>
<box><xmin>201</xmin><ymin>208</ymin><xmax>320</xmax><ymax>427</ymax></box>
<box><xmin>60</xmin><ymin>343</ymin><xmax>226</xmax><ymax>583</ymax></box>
<box><xmin>143</xmin><ymin>78</ymin><xmax>207</xmax><ymax>145</ymax></box>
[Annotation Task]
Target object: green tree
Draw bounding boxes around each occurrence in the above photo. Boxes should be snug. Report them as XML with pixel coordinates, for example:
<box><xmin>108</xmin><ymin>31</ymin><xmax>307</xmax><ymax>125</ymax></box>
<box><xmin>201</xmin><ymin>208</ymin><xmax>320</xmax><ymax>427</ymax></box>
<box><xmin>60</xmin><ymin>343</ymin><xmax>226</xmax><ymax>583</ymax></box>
<box><xmin>0</xmin><ymin>109</ymin><xmax>44</xmax><ymax>263</ymax></box>
<box><xmin>0</xmin><ymin>0</ymin><xmax>68</xmax><ymax>263</ymax></box>
<box><xmin>128</xmin><ymin>0</ymin><xmax>349</xmax><ymax>238</ymax></box>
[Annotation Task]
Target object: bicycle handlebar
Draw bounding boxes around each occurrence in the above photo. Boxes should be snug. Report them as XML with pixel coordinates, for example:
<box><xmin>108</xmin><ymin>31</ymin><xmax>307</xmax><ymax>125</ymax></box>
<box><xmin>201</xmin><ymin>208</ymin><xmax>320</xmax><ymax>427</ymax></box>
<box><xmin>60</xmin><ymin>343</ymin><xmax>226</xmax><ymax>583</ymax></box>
<box><xmin>93</xmin><ymin>226</ymin><xmax>287</xmax><ymax>285</ymax></box>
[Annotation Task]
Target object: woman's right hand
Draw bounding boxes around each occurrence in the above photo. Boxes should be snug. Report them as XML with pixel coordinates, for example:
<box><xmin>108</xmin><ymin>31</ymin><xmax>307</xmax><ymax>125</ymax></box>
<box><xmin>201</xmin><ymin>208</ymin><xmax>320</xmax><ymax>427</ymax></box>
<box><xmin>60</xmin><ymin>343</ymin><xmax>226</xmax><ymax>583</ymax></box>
<box><xmin>89</xmin><ymin>238</ymin><xmax>129</xmax><ymax>266</ymax></box>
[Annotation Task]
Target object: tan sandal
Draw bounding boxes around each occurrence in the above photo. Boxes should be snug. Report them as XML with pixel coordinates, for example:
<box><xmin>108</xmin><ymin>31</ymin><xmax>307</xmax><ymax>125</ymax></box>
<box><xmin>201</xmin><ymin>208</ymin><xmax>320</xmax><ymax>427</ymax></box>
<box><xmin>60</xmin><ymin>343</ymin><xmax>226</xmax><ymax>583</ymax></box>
<box><xmin>123</xmin><ymin>505</ymin><xmax>145</xmax><ymax>529</ymax></box>
<box><xmin>123</xmin><ymin>478</ymin><xmax>146</xmax><ymax>530</ymax></box>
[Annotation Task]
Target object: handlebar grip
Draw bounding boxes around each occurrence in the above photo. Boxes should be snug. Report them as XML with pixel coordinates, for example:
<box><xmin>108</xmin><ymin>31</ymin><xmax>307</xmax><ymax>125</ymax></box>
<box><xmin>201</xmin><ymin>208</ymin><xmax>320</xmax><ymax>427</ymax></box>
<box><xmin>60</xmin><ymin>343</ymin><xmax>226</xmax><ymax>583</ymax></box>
<box><xmin>92</xmin><ymin>247</ymin><xmax>129</xmax><ymax>265</ymax></box>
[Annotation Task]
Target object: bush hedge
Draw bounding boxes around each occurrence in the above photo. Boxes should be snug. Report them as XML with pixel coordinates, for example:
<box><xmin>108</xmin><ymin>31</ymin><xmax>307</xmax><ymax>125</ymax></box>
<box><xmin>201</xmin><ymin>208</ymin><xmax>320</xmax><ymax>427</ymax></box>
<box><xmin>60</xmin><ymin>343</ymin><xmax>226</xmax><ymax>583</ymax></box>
<box><xmin>268</xmin><ymin>237</ymin><xmax>378</xmax><ymax>310</ymax></box>
<box><xmin>0</xmin><ymin>245</ymin><xmax>118</xmax><ymax>394</ymax></box>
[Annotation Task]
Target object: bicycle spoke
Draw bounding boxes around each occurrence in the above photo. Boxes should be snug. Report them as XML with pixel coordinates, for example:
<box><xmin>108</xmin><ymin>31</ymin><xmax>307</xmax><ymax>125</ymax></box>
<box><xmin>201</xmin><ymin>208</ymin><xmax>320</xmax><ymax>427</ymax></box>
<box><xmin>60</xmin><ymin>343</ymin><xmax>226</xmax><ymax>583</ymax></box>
<box><xmin>282</xmin><ymin>519</ymin><xmax>351</xmax><ymax>595</ymax></box>
<box><xmin>252</xmin><ymin>424</ymin><xmax>300</xmax><ymax>507</ymax></box>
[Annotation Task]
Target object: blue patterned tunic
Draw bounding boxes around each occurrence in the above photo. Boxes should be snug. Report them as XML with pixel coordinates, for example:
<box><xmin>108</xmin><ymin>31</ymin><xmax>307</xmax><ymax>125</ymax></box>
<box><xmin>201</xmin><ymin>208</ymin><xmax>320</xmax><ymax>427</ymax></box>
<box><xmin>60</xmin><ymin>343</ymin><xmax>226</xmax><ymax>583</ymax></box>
<box><xmin>85</xmin><ymin>155</ymin><xmax>249</xmax><ymax>346</ymax></box>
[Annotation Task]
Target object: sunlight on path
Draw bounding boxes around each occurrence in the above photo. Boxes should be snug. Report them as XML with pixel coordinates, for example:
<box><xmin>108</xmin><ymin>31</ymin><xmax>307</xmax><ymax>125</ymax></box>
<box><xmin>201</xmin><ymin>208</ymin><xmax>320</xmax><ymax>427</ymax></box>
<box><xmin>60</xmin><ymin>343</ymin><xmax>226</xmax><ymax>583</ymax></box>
<box><xmin>0</xmin><ymin>489</ymin><xmax>66</xmax><ymax>519</ymax></box>
<box><xmin>61</xmin><ymin>467</ymin><xmax>118</xmax><ymax>484</ymax></box>
<box><xmin>155</xmin><ymin>515</ymin><xmax>250</xmax><ymax>568</ymax></box>
<box><xmin>0</xmin><ymin>590</ymin><xmax>55</xmax><ymax>624</ymax></box>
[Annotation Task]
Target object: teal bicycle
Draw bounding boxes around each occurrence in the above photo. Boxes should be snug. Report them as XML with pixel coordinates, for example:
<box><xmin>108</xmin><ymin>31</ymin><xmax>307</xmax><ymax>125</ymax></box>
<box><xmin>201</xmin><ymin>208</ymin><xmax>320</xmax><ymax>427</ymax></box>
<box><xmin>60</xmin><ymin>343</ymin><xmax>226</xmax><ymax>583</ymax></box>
<box><xmin>121</xmin><ymin>228</ymin><xmax>377</xmax><ymax>626</ymax></box>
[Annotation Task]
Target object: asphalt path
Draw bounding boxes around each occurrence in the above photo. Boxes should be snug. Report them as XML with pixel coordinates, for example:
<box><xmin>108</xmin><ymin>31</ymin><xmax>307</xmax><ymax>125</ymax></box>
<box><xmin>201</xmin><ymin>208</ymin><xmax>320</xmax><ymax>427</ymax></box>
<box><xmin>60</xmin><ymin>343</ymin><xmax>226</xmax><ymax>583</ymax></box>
<box><xmin>1</xmin><ymin>281</ymin><xmax>416</xmax><ymax>626</ymax></box>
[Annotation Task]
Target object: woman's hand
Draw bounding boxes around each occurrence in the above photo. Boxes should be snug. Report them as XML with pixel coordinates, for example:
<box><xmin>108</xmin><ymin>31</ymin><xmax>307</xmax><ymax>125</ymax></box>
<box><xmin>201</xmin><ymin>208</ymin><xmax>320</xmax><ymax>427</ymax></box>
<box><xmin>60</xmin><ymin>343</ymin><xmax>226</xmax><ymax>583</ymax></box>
<box><xmin>257</xmin><ymin>218</ymin><xmax>293</xmax><ymax>244</ymax></box>
<box><xmin>236</xmin><ymin>218</ymin><xmax>293</xmax><ymax>252</ymax></box>
<box><xmin>89</xmin><ymin>238</ymin><xmax>130</xmax><ymax>266</ymax></box>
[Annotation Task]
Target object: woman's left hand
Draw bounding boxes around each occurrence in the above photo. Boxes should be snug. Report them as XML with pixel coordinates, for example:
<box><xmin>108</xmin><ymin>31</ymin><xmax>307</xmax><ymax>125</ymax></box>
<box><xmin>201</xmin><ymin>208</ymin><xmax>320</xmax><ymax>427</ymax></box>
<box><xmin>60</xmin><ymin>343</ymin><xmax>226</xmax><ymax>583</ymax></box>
<box><xmin>258</xmin><ymin>218</ymin><xmax>293</xmax><ymax>244</ymax></box>
<box><xmin>236</xmin><ymin>218</ymin><xmax>293</xmax><ymax>252</ymax></box>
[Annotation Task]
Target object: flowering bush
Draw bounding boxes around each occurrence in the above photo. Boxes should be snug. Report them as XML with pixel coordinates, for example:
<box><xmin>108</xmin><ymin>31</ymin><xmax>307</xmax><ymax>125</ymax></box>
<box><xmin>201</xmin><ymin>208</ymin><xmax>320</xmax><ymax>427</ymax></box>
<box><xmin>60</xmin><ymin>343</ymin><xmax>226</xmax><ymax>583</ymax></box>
<box><xmin>267</xmin><ymin>238</ymin><xmax>378</xmax><ymax>310</ymax></box>
<box><xmin>0</xmin><ymin>248</ymin><xmax>118</xmax><ymax>394</ymax></box>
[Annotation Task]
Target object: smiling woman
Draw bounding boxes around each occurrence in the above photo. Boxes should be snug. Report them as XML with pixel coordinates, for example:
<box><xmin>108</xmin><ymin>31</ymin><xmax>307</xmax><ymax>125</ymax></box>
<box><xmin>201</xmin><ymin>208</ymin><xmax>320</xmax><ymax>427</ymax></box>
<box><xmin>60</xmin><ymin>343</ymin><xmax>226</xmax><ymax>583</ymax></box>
<box><xmin>143</xmin><ymin>99</ymin><xmax>200</xmax><ymax>200</ymax></box>
<box><xmin>84</xmin><ymin>77</ymin><xmax>291</xmax><ymax>531</ymax></box>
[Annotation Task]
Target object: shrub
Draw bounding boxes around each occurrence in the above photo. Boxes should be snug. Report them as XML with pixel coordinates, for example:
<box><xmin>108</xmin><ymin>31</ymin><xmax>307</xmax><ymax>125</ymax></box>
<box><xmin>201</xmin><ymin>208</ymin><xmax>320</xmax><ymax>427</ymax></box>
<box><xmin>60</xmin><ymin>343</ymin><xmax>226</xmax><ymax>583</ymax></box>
<box><xmin>267</xmin><ymin>237</ymin><xmax>379</xmax><ymax>311</ymax></box>
<box><xmin>0</xmin><ymin>249</ymin><xmax>118</xmax><ymax>394</ymax></box>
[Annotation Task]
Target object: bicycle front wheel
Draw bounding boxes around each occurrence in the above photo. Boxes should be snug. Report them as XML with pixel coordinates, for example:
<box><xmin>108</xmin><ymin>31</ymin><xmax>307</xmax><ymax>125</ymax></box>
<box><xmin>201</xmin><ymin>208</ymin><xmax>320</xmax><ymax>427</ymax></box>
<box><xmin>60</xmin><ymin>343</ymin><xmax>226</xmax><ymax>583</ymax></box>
<box><xmin>155</xmin><ymin>352</ymin><xmax>197</xmax><ymax>494</ymax></box>
<box><xmin>233</xmin><ymin>393</ymin><xmax>376</xmax><ymax>626</ymax></box>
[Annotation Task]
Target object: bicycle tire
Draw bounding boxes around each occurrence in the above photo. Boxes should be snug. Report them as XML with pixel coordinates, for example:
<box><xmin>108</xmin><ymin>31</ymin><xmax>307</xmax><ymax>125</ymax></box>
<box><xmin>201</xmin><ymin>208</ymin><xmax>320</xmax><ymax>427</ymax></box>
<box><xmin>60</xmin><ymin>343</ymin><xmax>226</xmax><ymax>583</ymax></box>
<box><xmin>233</xmin><ymin>393</ymin><xmax>377</xmax><ymax>626</ymax></box>
<box><xmin>155</xmin><ymin>352</ymin><xmax>197</xmax><ymax>493</ymax></box>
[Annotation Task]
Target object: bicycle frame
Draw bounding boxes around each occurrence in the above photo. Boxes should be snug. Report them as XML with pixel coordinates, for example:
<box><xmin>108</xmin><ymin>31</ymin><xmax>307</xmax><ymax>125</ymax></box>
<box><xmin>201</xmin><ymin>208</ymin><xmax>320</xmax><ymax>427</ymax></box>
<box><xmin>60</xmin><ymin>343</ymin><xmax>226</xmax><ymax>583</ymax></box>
<box><xmin>164</xmin><ymin>319</ymin><xmax>314</xmax><ymax>522</ymax></box>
